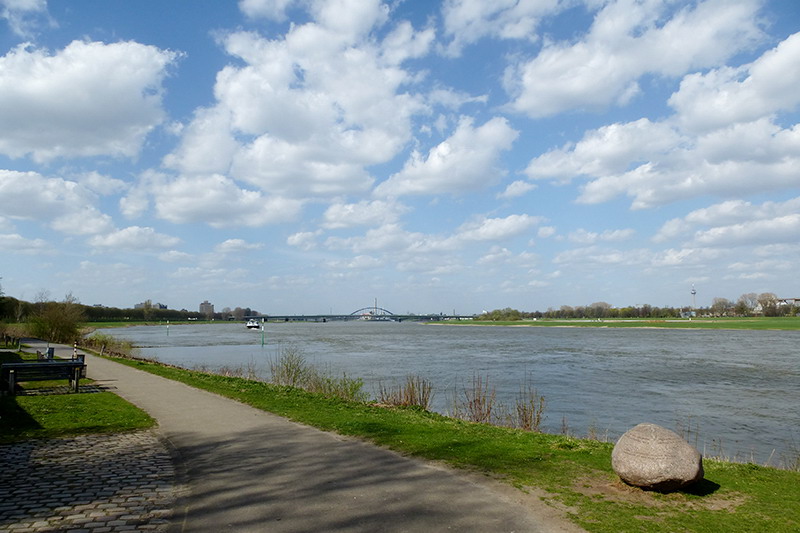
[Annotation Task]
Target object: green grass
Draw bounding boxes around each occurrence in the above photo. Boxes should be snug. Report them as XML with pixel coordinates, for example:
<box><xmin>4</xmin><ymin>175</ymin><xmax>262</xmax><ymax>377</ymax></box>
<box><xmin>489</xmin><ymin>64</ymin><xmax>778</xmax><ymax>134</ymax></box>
<box><xmin>106</xmin><ymin>356</ymin><xmax>800</xmax><ymax>532</ymax></box>
<box><xmin>458</xmin><ymin>317</ymin><xmax>800</xmax><ymax>330</ymax></box>
<box><xmin>0</xmin><ymin>350</ymin><xmax>155</xmax><ymax>442</ymax></box>
<box><xmin>0</xmin><ymin>393</ymin><xmax>155</xmax><ymax>442</ymax></box>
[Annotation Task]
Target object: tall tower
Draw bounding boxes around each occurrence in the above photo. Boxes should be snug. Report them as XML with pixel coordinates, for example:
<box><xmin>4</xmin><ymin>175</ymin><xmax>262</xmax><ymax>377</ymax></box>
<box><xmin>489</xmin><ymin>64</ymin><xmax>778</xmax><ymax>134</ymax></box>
<box><xmin>691</xmin><ymin>284</ymin><xmax>696</xmax><ymax>310</ymax></box>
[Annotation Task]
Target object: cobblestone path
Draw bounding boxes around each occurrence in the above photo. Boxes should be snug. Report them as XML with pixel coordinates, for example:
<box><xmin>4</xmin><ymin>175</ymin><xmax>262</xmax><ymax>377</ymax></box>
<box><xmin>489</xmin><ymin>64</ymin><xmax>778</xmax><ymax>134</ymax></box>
<box><xmin>0</xmin><ymin>431</ymin><xmax>179</xmax><ymax>532</ymax></box>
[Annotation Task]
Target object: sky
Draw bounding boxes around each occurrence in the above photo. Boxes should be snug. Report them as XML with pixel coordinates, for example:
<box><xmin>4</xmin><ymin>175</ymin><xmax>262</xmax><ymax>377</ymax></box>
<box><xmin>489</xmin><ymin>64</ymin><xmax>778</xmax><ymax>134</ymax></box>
<box><xmin>0</xmin><ymin>0</ymin><xmax>799</xmax><ymax>316</ymax></box>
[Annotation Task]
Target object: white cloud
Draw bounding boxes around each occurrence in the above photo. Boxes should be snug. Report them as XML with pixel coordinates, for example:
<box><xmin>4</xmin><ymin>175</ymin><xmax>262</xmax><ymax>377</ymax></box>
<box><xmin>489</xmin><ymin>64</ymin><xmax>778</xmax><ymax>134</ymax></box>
<box><xmin>381</xmin><ymin>19</ymin><xmax>436</xmax><ymax>65</ymax></box>
<box><xmin>375</xmin><ymin>116</ymin><xmax>518</xmax><ymax>196</ymax></box>
<box><xmin>654</xmin><ymin>197</ymin><xmax>800</xmax><ymax>243</ymax></box>
<box><xmin>669</xmin><ymin>32</ymin><xmax>800</xmax><ymax>133</ymax></box>
<box><xmin>168</xmin><ymin>10</ymin><xmax>431</xmax><ymax>200</ymax></box>
<box><xmin>537</xmin><ymin>226</ymin><xmax>557</xmax><ymax>239</ymax></box>
<box><xmin>287</xmin><ymin>231</ymin><xmax>320</xmax><ymax>251</ymax></box>
<box><xmin>692</xmin><ymin>214</ymin><xmax>800</xmax><ymax>248</ymax></box>
<box><xmin>456</xmin><ymin>214</ymin><xmax>540</xmax><ymax>242</ymax></box>
<box><xmin>322</xmin><ymin>200</ymin><xmax>409</xmax><ymax>229</ymax></box>
<box><xmin>441</xmin><ymin>0</ymin><xmax>563</xmax><ymax>56</ymax></box>
<box><xmin>0</xmin><ymin>169</ymin><xmax>114</xmax><ymax>235</ymax></box>
<box><xmin>325</xmin><ymin>254</ymin><xmax>383</xmax><ymax>270</ymax></box>
<box><xmin>554</xmin><ymin>245</ymin><xmax>650</xmax><ymax>267</ymax></box>
<box><xmin>0</xmin><ymin>232</ymin><xmax>49</xmax><ymax>254</ymax></box>
<box><xmin>214</xmin><ymin>238</ymin><xmax>264</xmax><ymax>253</ymax></box>
<box><xmin>325</xmin><ymin>213</ymin><xmax>541</xmax><ymax>259</ymax></box>
<box><xmin>76</xmin><ymin>171</ymin><xmax>128</xmax><ymax>196</ymax></box>
<box><xmin>650</xmin><ymin>247</ymin><xmax>722</xmax><ymax>267</ymax></box>
<box><xmin>1</xmin><ymin>0</ymin><xmax>49</xmax><ymax>37</ymax></box>
<box><xmin>159</xmin><ymin>250</ymin><xmax>192</xmax><ymax>263</ymax></box>
<box><xmin>505</xmin><ymin>0</ymin><xmax>764</xmax><ymax>117</ymax></box>
<box><xmin>568</xmin><ymin>228</ymin><xmax>635</xmax><ymax>244</ymax></box>
<box><xmin>149</xmin><ymin>174</ymin><xmax>304</xmax><ymax>228</ymax></box>
<box><xmin>325</xmin><ymin>223</ymin><xmax>432</xmax><ymax>254</ymax></box>
<box><xmin>238</xmin><ymin>0</ymin><xmax>295</xmax><ymax>21</ymax></box>
<box><xmin>497</xmin><ymin>180</ymin><xmax>536</xmax><ymax>199</ymax></box>
<box><xmin>89</xmin><ymin>226</ymin><xmax>181</xmax><ymax>251</ymax></box>
<box><xmin>0</xmin><ymin>41</ymin><xmax>179</xmax><ymax>162</ymax></box>
<box><xmin>525</xmin><ymin>118</ymin><xmax>682</xmax><ymax>182</ymax></box>
<box><xmin>524</xmin><ymin>33</ymin><xmax>800</xmax><ymax>210</ymax></box>
<box><xmin>163</xmin><ymin>107</ymin><xmax>238</xmax><ymax>176</ymax></box>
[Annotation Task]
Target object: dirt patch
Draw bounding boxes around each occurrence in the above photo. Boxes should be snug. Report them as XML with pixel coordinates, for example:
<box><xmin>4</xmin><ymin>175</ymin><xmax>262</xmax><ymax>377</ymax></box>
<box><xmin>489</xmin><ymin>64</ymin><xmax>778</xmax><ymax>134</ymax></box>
<box><xmin>573</xmin><ymin>475</ymin><xmax>747</xmax><ymax>512</ymax></box>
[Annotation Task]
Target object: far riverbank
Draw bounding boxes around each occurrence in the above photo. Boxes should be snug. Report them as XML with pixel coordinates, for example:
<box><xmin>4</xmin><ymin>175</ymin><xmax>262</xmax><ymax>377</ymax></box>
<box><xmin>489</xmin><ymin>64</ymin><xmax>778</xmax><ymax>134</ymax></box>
<box><xmin>442</xmin><ymin>316</ymin><xmax>800</xmax><ymax>330</ymax></box>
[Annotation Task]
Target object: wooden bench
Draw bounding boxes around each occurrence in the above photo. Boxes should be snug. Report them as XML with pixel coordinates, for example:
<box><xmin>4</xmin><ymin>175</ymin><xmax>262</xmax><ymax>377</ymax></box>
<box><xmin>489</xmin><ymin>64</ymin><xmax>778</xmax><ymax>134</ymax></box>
<box><xmin>1</xmin><ymin>359</ymin><xmax>86</xmax><ymax>395</ymax></box>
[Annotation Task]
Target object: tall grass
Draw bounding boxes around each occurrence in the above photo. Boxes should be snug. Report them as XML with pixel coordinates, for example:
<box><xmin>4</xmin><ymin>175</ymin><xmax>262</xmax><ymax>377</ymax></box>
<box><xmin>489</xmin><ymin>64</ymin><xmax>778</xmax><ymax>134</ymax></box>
<box><xmin>81</xmin><ymin>332</ymin><xmax>136</xmax><ymax>358</ymax></box>
<box><xmin>377</xmin><ymin>375</ymin><xmax>434</xmax><ymax>410</ymax></box>
<box><xmin>269</xmin><ymin>345</ymin><xmax>367</xmax><ymax>402</ymax></box>
<box><xmin>514</xmin><ymin>380</ymin><xmax>546</xmax><ymax>432</ymax></box>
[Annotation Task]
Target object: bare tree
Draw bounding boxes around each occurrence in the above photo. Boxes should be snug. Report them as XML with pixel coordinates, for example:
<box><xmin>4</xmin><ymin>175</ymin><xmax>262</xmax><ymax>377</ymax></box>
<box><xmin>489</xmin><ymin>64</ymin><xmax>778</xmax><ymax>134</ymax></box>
<box><xmin>758</xmin><ymin>292</ymin><xmax>779</xmax><ymax>316</ymax></box>
<box><xmin>711</xmin><ymin>297</ymin><xmax>732</xmax><ymax>316</ymax></box>
<box><xmin>29</xmin><ymin>293</ymin><xmax>86</xmax><ymax>343</ymax></box>
<box><xmin>736</xmin><ymin>293</ymin><xmax>758</xmax><ymax>316</ymax></box>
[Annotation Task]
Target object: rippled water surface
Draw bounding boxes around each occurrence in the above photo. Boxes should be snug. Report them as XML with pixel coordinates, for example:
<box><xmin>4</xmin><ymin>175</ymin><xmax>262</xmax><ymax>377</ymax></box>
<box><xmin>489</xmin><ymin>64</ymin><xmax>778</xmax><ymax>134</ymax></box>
<box><xmin>103</xmin><ymin>321</ymin><xmax>800</xmax><ymax>464</ymax></box>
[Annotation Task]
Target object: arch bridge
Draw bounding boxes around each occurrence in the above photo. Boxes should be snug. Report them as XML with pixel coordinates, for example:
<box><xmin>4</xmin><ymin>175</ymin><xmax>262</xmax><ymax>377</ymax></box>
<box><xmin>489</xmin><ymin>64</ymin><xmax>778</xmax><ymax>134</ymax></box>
<box><xmin>247</xmin><ymin>305</ymin><xmax>474</xmax><ymax>323</ymax></box>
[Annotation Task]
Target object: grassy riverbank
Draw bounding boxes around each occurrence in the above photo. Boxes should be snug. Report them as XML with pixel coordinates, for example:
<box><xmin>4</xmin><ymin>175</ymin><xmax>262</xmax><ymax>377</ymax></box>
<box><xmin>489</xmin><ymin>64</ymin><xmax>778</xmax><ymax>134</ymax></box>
<box><xmin>456</xmin><ymin>316</ymin><xmax>800</xmax><ymax>330</ymax></box>
<box><xmin>103</xmin><ymin>354</ymin><xmax>799</xmax><ymax>532</ymax></box>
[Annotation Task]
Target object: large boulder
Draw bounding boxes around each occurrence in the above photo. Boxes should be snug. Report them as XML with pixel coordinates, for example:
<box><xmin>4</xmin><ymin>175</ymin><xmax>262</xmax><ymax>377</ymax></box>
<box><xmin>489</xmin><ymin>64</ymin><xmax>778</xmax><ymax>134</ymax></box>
<box><xmin>612</xmin><ymin>423</ymin><xmax>704</xmax><ymax>492</ymax></box>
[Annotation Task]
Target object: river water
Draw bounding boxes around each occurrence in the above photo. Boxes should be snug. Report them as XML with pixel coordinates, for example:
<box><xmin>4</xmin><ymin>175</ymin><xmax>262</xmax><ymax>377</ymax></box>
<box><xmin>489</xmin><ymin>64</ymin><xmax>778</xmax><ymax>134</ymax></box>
<box><xmin>102</xmin><ymin>321</ymin><xmax>799</xmax><ymax>465</ymax></box>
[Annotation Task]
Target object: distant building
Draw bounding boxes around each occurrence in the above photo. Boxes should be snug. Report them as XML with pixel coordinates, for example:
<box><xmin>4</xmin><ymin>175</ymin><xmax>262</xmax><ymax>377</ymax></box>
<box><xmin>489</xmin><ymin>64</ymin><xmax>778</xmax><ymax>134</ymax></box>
<box><xmin>199</xmin><ymin>300</ymin><xmax>214</xmax><ymax>316</ymax></box>
<box><xmin>134</xmin><ymin>300</ymin><xmax>168</xmax><ymax>310</ymax></box>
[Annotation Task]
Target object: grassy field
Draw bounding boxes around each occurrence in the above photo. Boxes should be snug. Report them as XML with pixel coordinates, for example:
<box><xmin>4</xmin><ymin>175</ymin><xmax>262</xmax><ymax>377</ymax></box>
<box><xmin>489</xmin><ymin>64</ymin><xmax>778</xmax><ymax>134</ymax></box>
<box><xmin>458</xmin><ymin>317</ymin><xmax>800</xmax><ymax>330</ymax></box>
<box><xmin>0</xmin><ymin>349</ymin><xmax>155</xmax><ymax>442</ymax></box>
<box><xmin>103</xmin><ymin>355</ymin><xmax>799</xmax><ymax>533</ymax></box>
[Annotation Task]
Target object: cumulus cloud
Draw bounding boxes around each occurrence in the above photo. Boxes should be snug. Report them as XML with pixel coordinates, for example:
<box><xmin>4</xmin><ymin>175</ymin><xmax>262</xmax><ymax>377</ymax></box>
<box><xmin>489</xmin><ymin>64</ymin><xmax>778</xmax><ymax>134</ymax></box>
<box><xmin>441</xmin><ymin>0</ymin><xmax>564</xmax><ymax>56</ymax></box>
<box><xmin>169</xmin><ymin>4</ymin><xmax>431</xmax><ymax>201</ymax></box>
<box><xmin>525</xmin><ymin>119</ymin><xmax>682</xmax><ymax>182</ymax></box>
<box><xmin>287</xmin><ymin>231</ymin><xmax>320</xmax><ymax>251</ymax></box>
<box><xmin>0</xmin><ymin>40</ymin><xmax>179</xmax><ymax>162</ymax></box>
<box><xmin>669</xmin><ymin>32</ymin><xmax>800</xmax><ymax>133</ymax></box>
<box><xmin>568</xmin><ymin>228</ymin><xmax>635</xmax><ymax>244</ymax></box>
<box><xmin>149</xmin><ymin>174</ymin><xmax>304</xmax><ymax>228</ymax></box>
<box><xmin>555</xmin><ymin>245</ymin><xmax>650</xmax><ymax>266</ymax></box>
<box><xmin>89</xmin><ymin>226</ymin><xmax>181</xmax><ymax>251</ymax></box>
<box><xmin>497</xmin><ymin>180</ymin><xmax>536</xmax><ymax>199</ymax></box>
<box><xmin>159</xmin><ymin>250</ymin><xmax>192</xmax><ymax>263</ymax></box>
<box><xmin>455</xmin><ymin>214</ymin><xmax>541</xmax><ymax>242</ymax></box>
<box><xmin>0</xmin><ymin>232</ymin><xmax>49</xmax><ymax>254</ymax></box>
<box><xmin>504</xmin><ymin>0</ymin><xmax>764</xmax><ymax>117</ymax></box>
<box><xmin>214</xmin><ymin>238</ymin><xmax>264</xmax><ymax>253</ymax></box>
<box><xmin>0</xmin><ymin>170</ymin><xmax>115</xmax><ymax>235</ymax></box>
<box><xmin>1</xmin><ymin>0</ymin><xmax>50</xmax><ymax>37</ymax></box>
<box><xmin>654</xmin><ymin>197</ymin><xmax>800</xmax><ymax>250</ymax></box>
<box><xmin>322</xmin><ymin>200</ymin><xmax>409</xmax><ymax>229</ymax></box>
<box><xmin>325</xmin><ymin>213</ymin><xmax>541</xmax><ymax>259</ymax></box>
<box><xmin>523</xmin><ymin>30</ymin><xmax>800</xmax><ymax>209</ymax></box>
<box><xmin>374</xmin><ymin>116</ymin><xmax>518</xmax><ymax>196</ymax></box>
<box><xmin>238</xmin><ymin>0</ymin><xmax>295</xmax><ymax>21</ymax></box>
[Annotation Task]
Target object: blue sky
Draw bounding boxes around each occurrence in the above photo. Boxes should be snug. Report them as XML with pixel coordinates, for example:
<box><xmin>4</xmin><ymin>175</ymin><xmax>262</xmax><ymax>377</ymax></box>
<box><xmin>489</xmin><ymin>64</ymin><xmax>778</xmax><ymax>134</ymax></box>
<box><xmin>1</xmin><ymin>0</ymin><xmax>799</xmax><ymax>315</ymax></box>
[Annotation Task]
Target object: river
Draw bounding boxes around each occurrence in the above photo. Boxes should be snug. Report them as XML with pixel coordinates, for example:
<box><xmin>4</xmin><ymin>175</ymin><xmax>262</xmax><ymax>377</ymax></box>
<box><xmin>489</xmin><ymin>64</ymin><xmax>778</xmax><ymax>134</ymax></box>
<box><xmin>102</xmin><ymin>321</ymin><xmax>799</xmax><ymax>466</ymax></box>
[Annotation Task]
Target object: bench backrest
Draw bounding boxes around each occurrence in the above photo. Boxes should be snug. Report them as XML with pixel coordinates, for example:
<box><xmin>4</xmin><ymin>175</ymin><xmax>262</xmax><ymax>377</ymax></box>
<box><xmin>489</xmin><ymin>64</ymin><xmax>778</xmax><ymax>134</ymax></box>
<box><xmin>1</xmin><ymin>361</ymin><xmax>85</xmax><ymax>380</ymax></box>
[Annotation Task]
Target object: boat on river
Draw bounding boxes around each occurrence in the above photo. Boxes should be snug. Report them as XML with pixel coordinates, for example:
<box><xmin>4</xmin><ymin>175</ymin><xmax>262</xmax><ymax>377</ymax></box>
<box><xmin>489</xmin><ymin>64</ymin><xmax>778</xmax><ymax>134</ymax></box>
<box><xmin>245</xmin><ymin>319</ymin><xmax>261</xmax><ymax>329</ymax></box>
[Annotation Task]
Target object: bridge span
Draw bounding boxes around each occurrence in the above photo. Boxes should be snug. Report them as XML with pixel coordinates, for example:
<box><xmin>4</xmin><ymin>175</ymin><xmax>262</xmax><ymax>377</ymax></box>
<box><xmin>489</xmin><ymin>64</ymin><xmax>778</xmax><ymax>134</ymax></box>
<box><xmin>245</xmin><ymin>307</ymin><xmax>475</xmax><ymax>323</ymax></box>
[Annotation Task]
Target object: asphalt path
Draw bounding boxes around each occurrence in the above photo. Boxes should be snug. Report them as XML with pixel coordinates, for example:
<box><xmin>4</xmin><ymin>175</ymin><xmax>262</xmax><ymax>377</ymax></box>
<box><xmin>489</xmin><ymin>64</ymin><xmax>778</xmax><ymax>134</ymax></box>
<box><xmin>27</xmin><ymin>340</ymin><xmax>584</xmax><ymax>532</ymax></box>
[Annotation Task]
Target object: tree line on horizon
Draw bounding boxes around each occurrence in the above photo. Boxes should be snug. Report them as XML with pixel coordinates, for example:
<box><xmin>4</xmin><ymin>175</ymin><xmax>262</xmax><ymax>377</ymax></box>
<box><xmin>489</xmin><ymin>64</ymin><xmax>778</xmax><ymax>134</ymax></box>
<box><xmin>479</xmin><ymin>292</ymin><xmax>798</xmax><ymax>321</ymax></box>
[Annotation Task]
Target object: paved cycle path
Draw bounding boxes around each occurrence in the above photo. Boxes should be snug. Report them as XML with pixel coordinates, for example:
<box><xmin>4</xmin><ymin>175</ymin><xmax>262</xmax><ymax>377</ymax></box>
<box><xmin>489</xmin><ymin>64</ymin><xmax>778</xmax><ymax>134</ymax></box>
<box><xmin>31</xmin><ymin>340</ymin><xmax>583</xmax><ymax>533</ymax></box>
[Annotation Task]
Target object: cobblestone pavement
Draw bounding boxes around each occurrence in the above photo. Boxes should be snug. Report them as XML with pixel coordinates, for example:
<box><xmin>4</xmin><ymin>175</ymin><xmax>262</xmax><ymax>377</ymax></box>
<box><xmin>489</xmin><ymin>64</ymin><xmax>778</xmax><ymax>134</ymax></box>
<box><xmin>0</xmin><ymin>431</ymin><xmax>180</xmax><ymax>532</ymax></box>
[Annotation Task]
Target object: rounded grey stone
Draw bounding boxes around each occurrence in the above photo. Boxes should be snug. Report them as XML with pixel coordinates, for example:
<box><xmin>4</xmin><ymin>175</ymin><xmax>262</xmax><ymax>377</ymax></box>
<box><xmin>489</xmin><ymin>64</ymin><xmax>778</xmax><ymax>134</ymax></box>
<box><xmin>611</xmin><ymin>422</ymin><xmax>704</xmax><ymax>492</ymax></box>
